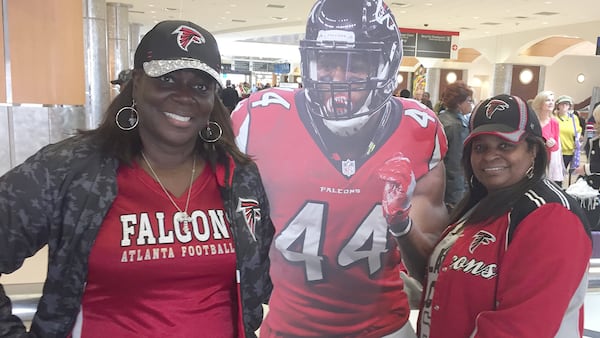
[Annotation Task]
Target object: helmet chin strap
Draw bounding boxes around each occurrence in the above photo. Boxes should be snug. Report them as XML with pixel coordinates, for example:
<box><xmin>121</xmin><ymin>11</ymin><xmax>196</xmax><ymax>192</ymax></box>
<box><xmin>320</xmin><ymin>92</ymin><xmax>380</xmax><ymax>136</ymax></box>
<box><xmin>322</xmin><ymin>114</ymin><xmax>372</xmax><ymax>136</ymax></box>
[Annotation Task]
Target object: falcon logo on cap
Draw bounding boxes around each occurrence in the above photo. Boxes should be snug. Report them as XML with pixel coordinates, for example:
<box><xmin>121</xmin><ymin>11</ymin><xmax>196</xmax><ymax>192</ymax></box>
<box><xmin>172</xmin><ymin>25</ymin><xmax>206</xmax><ymax>51</ymax></box>
<box><xmin>484</xmin><ymin>99</ymin><xmax>509</xmax><ymax>119</ymax></box>
<box><xmin>237</xmin><ymin>198</ymin><xmax>261</xmax><ymax>241</ymax></box>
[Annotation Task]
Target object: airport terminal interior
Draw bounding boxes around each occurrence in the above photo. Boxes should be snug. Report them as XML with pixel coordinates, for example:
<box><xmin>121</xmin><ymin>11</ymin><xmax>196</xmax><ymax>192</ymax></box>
<box><xmin>1</xmin><ymin>0</ymin><xmax>600</xmax><ymax>336</ymax></box>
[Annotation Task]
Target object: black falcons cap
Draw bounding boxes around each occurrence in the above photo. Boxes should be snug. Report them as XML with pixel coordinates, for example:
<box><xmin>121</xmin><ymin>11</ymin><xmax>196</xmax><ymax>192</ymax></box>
<box><xmin>133</xmin><ymin>20</ymin><xmax>222</xmax><ymax>87</ymax></box>
<box><xmin>464</xmin><ymin>94</ymin><xmax>543</xmax><ymax>145</ymax></box>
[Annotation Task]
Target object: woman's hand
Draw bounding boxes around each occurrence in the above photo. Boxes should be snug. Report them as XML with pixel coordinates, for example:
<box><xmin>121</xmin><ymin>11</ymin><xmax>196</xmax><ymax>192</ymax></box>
<box><xmin>573</xmin><ymin>164</ymin><xmax>585</xmax><ymax>176</ymax></box>
<box><xmin>545</xmin><ymin>138</ymin><xmax>556</xmax><ymax>148</ymax></box>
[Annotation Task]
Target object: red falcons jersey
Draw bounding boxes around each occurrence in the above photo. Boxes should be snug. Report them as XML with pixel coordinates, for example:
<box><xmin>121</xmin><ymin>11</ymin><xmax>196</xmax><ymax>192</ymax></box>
<box><xmin>419</xmin><ymin>179</ymin><xmax>592</xmax><ymax>338</ymax></box>
<box><xmin>73</xmin><ymin>163</ymin><xmax>238</xmax><ymax>338</ymax></box>
<box><xmin>232</xmin><ymin>88</ymin><xmax>447</xmax><ymax>337</ymax></box>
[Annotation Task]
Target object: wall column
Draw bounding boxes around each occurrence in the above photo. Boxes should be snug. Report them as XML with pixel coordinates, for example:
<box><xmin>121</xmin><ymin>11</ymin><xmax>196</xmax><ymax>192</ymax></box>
<box><xmin>83</xmin><ymin>0</ymin><xmax>109</xmax><ymax>128</ymax></box>
<box><xmin>492</xmin><ymin>64</ymin><xmax>512</xmax><ymax>97</ymax></box>
<box><xmin>106</xmin><ymin>2</ymin><xmax>131</xmax><ymax>100</ymax></box>
<box><xmin>129</xmin><ymin>22</ymin><xmax>143</xmax><ymax>66</ymax></box>
<box><xmin>426</xmin><ymin>68</ymin><xmax>441</xmax><ymax>108</ymax></box>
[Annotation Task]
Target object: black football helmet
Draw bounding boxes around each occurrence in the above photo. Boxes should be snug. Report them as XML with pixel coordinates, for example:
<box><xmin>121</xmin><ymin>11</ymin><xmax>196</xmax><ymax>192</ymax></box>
<box><xmin>300</xmin><ymin>0</ymin><xmax>402</xmax><ymax>136</ymax></box>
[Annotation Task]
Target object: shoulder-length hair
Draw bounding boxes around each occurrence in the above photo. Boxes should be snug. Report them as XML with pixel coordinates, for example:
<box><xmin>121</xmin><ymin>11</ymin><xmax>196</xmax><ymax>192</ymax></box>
<box><xmin>449</xmin><ymin>134</ymin><xmax>548</xmax><ymax>225</ymax></box>
<box><xmin>80</xmin><ymin>76</ymin><xmax>251</xmax><ymax>167</ymax></box>
<box><xmin>441</xmin><ymin>81</ymin><xmax>473</xmax><ymax>110</ymax></box>
<box><xmin>530</xmin><ymin>90</ymin><xmax>554</xmax><ymax>115</ymax></box>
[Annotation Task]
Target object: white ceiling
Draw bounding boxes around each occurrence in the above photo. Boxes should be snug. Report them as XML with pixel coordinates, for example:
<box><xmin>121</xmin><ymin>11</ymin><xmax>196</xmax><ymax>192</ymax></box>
<box><xmin>119</xmin><ymin>0</ymin><xmax>600</xmax><ymax>44</ymax></box>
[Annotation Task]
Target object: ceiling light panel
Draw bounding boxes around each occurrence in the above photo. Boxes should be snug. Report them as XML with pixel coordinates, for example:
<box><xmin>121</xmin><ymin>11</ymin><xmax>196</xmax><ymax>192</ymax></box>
<box><xmin>534</xmin><ymin>11</ymin><xmax>559</xmax><ymax>16</ymax></box>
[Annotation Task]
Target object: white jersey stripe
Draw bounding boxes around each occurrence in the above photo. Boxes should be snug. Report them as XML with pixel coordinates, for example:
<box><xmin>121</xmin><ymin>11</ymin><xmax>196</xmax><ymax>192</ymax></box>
<box><xmin>234</xmin><ymin>113</ymin><xmax>251</xmax><ymax>153</ymax></box>
<box><xmin>71</xmin><ymin>305</ymin><xmax>83</xmax><ymax>338</ymax></box>
<box><xmin>429</xmin><ymin>133</ymin><xmax>443</xmax><ymax>171</ymax></box>
<box><xmin>544</xmin><ymin>180</ymin><xmax>570</xmax><ymax>208</ymax></box>
<box><xmin>524</xmin><ymin>190</ymin><xmax>544</xmax><ymax>207</ymax></box>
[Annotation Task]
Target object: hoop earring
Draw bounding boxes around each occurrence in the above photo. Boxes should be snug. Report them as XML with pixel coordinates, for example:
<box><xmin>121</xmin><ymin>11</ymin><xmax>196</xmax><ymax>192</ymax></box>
<box><xmin>470</xmin><ymin>175</ymin><xmax>478</xmax><ymax>188</ymax></box>
<box><xmin>526</xmin><ymin>164</ymin><xmax>534</xmax><ymax>179</ymax></box>
<box><xmin>116</xmin><ymin>100</ymin><xmax>139</xmax><ymax>131</ymax></box>
<box><xmin>199</xmin><ymin>121</ymin><xmax>222</xmax><ymax>143</ymax></box>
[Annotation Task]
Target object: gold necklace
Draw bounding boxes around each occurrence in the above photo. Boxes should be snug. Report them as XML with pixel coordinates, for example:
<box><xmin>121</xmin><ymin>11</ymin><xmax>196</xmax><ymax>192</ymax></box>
<box><xmin>141</xmin><ymin>152</ymin><xmax>196</xmax><ymax>229</ymax></box>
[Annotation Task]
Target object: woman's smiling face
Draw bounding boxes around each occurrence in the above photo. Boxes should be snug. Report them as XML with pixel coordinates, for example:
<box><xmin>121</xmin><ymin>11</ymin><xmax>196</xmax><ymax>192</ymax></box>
<box><xmin>133</xmin><ymin>69</ymin><xmax>216</xmax><ymax>148</ymax></box>
<box><xmin>470</xmin><ymin>134</ymin><xmax>536</xmax><ymax>192</ymax></box>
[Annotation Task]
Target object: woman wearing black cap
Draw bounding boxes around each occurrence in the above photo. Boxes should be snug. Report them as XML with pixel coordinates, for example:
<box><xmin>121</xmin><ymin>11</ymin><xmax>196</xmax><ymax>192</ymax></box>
<box><xmin>414</xmin><ymin>94</ymin><xmax>592</xmax><ymax>338</ymax></box>
<box><xmin>0</xmin><ymin>20</ymin><xmax>274</xmax><ymax>337</ymax></box>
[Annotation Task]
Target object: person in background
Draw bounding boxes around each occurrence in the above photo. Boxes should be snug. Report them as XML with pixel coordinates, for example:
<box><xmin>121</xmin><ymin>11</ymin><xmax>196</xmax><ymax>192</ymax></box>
<box><xmin>588</xmin><ymin>102</ymin><xmax>600</xmax><ymax>125</ymax></box>
<box><xmin>232</xmin><ymin>0</ymin><xmax>448</xmax><ymax>336</ymax></box>
<box><xmin>0</xmin><ymin>20</ymin><xmax>274</xmax><ymax>337</ymax></box>
<box><xmin>437</xmin><ymin>81</ymin><xmax>474</xmax><ymax>211</ymax></box>
<box><xmin>574</xmin><ymin>103</ymin><xmax>600</xmax><ymax>189</ymax></box>
<box><xmin>574</xmin><ymin>110</ymin><xmax>587</xmax><ymax>136</ymax></box>
<box><xmin>532</xmin><ymin>90</ymin><xmax>564</xmax><ymax>186</ymax></box>
<box><xmin>110</xmin><ymin>69</ymin><xmax>133</xmax><ymax>92</ymax></box>
<box><xmin>238</xmin><ymin>81</ymin><xmax>251</xmax><ymax>98</ymax></box>
<box><xmin>585</xmin><ymin>102</ymin><xmax>600</xmax><ymax>141</ymax></box>
<box><xmin>413</xmin><ymin>89</ymin><xmax>423</xmax><ymax>101</ymax></box>
<box><xmin>416</xmin><ymin>94</ymin><xmax>592</xmax><ymax>338</ymax></box>
<box><xmin>220</xmin><ymin>79</ymin><xmax>241</xmax><ymax>113</ymax></box>
<box><xmin>399</xmin><ymin>88</ymin><xmax>412</xmax><ymax>98</ymax></box>
<box><xmin>434</xmin><ymin>100</ymin><xmax>447</xmax><ymax>114</ymax></box>
<box><xmin>555</xmin><ymin>95</ymin><xmax>582</xmax><ymax>171</ymax></box>
<box><xmin>421</xmin><ymin>91</ymin><xmax>433</xmax><ymax>110</ymax></box>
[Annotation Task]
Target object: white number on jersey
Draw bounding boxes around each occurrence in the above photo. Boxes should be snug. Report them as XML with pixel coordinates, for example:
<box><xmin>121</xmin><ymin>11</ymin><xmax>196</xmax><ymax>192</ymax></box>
<box><xmin>338</xmin><ymin>206</ymin><xmax>388</xmax><ymax>274</ymax></box>
<box><xmin>250</xmin><ymin>90</ymin><xmax>293</xmax><ymax>109</ymax></box>
<box><xmin>275</xmin><ymin>202</ymin><xmax>326</xmax><ymax>281</ymax></box>
<box><xmin>404</xmin><ymin>108</ymin><xmax>436</xmax><ymax>128</ymax></box>
<box><xmin>275</xmin><ymin>202</ymin><xmax>389</xmax><ymax>281</ymax></box>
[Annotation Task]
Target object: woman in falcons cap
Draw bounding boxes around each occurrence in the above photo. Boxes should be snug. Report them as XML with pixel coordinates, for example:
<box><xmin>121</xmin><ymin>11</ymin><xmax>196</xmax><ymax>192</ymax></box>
<box><xmin>0</xmin><ymin>20</ymin><xmax>274</xmax><ymax>337</ymax></box>
<box><xmin>417</xmin><ymin>94</ymin><xmax>592</xmax><ymax>338</ymax></box>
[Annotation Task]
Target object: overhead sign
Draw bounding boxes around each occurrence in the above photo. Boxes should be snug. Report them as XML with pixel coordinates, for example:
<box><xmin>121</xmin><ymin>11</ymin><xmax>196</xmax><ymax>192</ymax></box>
<box><xmin>233</xmin><ymin>60</ymin><xmax>250</xmax><ymax>72</ymax></box>
<box><xmin>273</xmin><ymin>63</ymin><xmax>291</xmax><ymax>74</ymax></box>
<box><xmin>400</xmin><ymin>28</ymin><xmax>460</xmax><ymax>59</ymax></box>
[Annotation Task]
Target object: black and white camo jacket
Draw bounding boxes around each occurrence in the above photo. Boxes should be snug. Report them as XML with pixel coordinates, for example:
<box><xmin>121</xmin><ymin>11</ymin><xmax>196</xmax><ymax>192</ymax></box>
<box><xmin>0</xmin><ymin>135</ymin><xmax>274</xmax><ymax>338</ymax></box>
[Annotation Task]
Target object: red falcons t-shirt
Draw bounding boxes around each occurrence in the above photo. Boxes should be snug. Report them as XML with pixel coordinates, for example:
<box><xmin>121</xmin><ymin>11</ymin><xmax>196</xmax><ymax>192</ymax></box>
<box><xmin>72</xmin><ymin>162</ymin><xmax>238</xmax><ymax>338</ymax></box>
<box><xmin>232</xmin><ymin>88</ymin><xmax>446</xmax><ymax>337</ymax></box>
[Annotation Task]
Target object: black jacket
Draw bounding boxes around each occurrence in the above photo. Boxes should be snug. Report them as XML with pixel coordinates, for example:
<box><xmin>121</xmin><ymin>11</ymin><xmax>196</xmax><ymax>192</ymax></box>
<box><xmin>221</xmin><ymin>86</ymin><xmax>240</xmax><ymax>110</ymax></box>
<box><xmin>583</xmin><ymin>136</ymin><xmax>600</xmax><ymax>190</ymax></box>
<box><xmin>0</xmin><ymin>135</ymin><xmax>274</xmax><ymax>337</ymax></box>
<box><xmin>438</xmin><ymin>109</ymin><xmax>469</xmax><ymax>207</ymax></box>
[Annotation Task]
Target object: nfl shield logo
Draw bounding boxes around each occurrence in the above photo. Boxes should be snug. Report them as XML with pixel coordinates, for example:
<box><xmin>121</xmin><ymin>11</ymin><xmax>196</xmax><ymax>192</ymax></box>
<box><xmin>342</xmin><ymin>159</ymin><xmax>356</xmax><ymax>177</ymax></box>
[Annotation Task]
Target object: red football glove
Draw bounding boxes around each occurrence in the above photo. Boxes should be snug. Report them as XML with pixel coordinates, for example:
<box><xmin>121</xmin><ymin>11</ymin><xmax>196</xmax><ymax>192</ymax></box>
<box><xmin>378</xmin><ymin>153</ymin><xmax>416</xmax><ymax>230</ymax></box>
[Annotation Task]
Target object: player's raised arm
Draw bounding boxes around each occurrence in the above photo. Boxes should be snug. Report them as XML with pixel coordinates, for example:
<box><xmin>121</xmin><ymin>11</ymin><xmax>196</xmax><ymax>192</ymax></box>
<box><xmin>379</xmin><ymin>156</ymin><xmax>448</xmax><ymax>283</ymax></box>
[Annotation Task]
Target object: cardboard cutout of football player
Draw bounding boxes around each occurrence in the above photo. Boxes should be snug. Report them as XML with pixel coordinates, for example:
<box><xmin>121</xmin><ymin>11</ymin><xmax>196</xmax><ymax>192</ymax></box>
<box><xmin>232</xmin><ymin>0</ymin><xmax>448</xmax><ymax>336</ymax></box>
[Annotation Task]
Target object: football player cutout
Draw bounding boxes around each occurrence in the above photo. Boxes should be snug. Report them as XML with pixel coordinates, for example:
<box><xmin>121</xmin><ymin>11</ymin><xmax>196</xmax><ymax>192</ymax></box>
<box><xmin>232</xmin><ymin>0</ymin><xmax>448</xmax><ymax>336</ymax></box>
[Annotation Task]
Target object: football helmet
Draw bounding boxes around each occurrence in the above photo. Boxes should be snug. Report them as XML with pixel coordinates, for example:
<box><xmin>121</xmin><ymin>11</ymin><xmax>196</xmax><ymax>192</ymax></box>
<box><xmin>300</xmin><ymin>0</ymin><xmax>402</xmax><ymax>136</ymax></box>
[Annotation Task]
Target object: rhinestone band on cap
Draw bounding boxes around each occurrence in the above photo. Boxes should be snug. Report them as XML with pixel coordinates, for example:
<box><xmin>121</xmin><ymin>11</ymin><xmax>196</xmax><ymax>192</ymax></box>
<box><xmin>143</xmin><ymin>59</ymin><xmax>222</xmax><ymax>87</ymax></box>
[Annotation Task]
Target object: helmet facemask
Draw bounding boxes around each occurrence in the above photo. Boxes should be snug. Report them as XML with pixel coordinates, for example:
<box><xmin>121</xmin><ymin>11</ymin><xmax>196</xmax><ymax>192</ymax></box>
<box><xmin>303</xmin><ymin>44</ymin><xmax>385</xmax><ymax>119</ymax></box>
<box><xmin>300</xmin><ymin>0</ymin><xmax>402</xmax><ymax>136</ymax></box>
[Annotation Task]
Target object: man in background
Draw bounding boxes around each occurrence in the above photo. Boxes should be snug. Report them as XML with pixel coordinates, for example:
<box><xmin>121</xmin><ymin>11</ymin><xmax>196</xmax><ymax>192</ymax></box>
<box><xmin>220</xmin><ymin>79</ymin><xmax>240</xmax><ymax>113</ymax></box>
<box><xmin>110</xmin><ymin>69</ymin><xmax>132</xmax><ymax>92</ymax></box>
<box><xmin>421</xmin><ymin>91</ymin><xmax>433</xmax><ymax>110</ymax></box>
